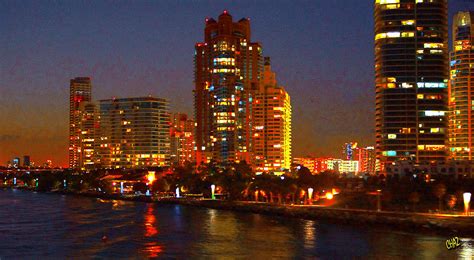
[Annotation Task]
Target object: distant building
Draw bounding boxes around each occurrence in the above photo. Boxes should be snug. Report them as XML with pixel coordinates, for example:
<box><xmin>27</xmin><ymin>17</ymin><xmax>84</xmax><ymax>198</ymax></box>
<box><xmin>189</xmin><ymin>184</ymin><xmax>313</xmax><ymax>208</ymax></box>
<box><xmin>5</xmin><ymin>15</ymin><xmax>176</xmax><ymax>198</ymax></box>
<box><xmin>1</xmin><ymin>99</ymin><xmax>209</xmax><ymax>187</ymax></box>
<box><xmin>449</xmin><ymin>11</ymin><xmax>474</xmax><ymax>160</ymax></box>
<box><xmin>98</xmin><ymin>97</ymin><xmax>170</xmax><ymax>168</ymax></box>
<box><xmin>69</xmin><ymin>77</ymin><xmax>92</xmax><ymax>169</ymax></box>
<box><xmin>293</xmin><ymin>157</ymin><xmax>331</xmax><ymax>174</ymax></box>
<box><xmin>12</xmin><ymin>157</ymin><xmax>20</xmax><ymax>168</ymax></box>
<box><xmin>327</xmin><ymin>159</ymin><xmax>359</xmax><ymax>174</ymax></box>
<box><xmin>170</xmin><ymin>113</ymin><xmax>195</xmax><ymax>166</ymax></box>
<box><xmin>23</xmin><ymin>155</ymin><xmax>30</xmax><ymax>167</ymax></box>
<box><xmin>253</xmin><ymin>57</ymin><xmax>292</xmax><ymax>173</ymax></box>
<box><xmin>355</xmin><ymin>146</ymin><xmax>377</xmax><ymax>174</ymax></box>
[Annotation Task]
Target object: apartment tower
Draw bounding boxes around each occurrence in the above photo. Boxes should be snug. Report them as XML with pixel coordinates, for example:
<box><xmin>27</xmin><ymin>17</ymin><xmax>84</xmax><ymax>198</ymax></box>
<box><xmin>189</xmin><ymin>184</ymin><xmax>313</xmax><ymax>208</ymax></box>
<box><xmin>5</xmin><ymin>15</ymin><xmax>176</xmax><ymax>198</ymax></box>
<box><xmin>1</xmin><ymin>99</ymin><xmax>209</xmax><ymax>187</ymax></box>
<box><xmin>374</xmin><ymin>0</ymin><xmax>448</xmax><ymax>167</ymax></box>
<box><xmin>194</xmin><ymin>10</ymin><xmax>263</xmax><ymax>165</ymax></box>
<box><xmin>69</xmin><ymin>77</ymin><xmax>92</xmax><ymax>169</ymax></box>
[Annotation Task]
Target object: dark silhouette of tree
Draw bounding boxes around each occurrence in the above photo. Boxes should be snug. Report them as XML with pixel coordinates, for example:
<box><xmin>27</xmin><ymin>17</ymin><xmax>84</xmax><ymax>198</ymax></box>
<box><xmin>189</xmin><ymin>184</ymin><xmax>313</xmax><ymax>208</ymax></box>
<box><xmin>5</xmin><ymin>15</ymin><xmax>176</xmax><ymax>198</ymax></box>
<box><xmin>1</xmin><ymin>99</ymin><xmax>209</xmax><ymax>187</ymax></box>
<box><xmin>433</xmin><ymin>183</ymin><xmax>447</xmax><ymax>212</ymax></box>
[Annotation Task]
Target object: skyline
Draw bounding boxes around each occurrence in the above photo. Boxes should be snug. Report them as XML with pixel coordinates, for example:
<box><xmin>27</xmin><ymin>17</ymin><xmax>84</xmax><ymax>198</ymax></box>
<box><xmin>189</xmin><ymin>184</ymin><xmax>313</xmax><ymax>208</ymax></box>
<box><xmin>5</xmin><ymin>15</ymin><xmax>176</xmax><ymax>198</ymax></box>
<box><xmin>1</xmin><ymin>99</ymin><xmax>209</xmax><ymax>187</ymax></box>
<box><xmin>2</xmin><ymin>1</ymin><xmax>474</xmax><ymax>167</ymax></box>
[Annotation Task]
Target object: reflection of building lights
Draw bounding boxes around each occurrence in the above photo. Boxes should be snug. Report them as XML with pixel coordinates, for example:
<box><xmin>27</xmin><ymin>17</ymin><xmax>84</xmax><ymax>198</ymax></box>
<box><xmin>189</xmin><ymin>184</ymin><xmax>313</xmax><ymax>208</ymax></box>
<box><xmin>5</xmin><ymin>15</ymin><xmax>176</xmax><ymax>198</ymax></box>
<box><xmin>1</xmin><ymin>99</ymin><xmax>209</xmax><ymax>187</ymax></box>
<box><xmin>326</xmin><ymin>192</ymin><xmax>333</xmax><ymax>200</ymax></box>
<box><xmin>464</xmin><ymin>192</ymin><xmax>471</xmax><ymax>216</ymax></box>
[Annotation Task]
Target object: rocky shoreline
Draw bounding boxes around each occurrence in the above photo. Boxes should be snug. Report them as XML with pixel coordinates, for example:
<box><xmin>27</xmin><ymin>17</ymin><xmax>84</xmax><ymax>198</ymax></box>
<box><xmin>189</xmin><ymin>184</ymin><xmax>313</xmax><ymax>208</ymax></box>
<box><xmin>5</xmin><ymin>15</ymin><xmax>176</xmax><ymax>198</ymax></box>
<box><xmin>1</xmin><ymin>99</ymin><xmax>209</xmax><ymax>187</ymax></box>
<box><xmin>6</xmin><ymin>187</ymin><xmax>474</xmax><ymax>237</ymax></box>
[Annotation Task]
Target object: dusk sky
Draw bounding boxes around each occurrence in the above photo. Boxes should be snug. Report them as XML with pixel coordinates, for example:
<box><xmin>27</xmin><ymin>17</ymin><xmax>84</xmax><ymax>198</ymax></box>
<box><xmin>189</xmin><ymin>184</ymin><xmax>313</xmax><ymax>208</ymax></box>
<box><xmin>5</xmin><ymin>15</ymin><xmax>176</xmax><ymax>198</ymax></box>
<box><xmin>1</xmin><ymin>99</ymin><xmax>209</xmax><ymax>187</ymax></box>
<box><xmin>1</xmin><ymin>0</ymin><xmax>474</xmax><ymax>167</ymax></box>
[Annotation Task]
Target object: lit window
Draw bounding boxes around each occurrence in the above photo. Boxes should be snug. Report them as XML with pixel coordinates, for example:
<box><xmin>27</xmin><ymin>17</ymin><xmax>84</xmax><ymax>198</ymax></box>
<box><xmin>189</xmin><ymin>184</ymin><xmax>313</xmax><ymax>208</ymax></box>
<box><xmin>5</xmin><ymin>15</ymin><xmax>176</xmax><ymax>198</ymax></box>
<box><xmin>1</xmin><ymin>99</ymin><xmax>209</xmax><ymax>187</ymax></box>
<box><xmin>401</xmin><ymin>20</ymin><xmax>415</xmax><ymax>26</ymax></box>
<box><xmin>424</xmin><ymin>43</ymin><xmax>444</xmax><ymax>49</ymax></box>
<box><xmin>424</xmin><ymin>111</ymin><xmax>445</xmax><ymax>116</ymax></box>
<box><xmin>388</xmin><ymin>134</ymin><xmax>397</xmax><ymax>139</ymax></box>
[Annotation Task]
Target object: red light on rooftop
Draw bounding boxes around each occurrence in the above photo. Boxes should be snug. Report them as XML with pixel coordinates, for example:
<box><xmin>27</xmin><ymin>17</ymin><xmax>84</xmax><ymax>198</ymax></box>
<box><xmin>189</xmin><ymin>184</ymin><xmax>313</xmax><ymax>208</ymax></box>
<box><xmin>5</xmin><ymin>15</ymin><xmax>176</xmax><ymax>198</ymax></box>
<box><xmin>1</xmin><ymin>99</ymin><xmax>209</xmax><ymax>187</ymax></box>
<box><xmin>223</xmin><ymin>10</ymin><xmax>228</xmax><ymax>14</ymax></box>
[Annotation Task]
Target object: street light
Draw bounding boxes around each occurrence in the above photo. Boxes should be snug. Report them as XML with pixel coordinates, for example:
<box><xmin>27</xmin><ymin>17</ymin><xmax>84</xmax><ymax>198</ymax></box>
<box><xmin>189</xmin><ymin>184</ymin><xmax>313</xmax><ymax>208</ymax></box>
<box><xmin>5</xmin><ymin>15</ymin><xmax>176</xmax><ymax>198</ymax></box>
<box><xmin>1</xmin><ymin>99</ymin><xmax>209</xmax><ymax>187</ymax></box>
<box><xmin>463</xmin><ymin>192</ymin><xmax>471</xmax><ymax>216</ymax></box>
<box><xmin>176</xmin><ymin>187</ymin><xmax>180</xmax><ymax>198</ymax></box>
<box><xmin>211</xmin><ymin>184</ymin><xmax>216</xmax><ymax>200</ymax></box>
<box><xmin>308</xmin><ymin>188</ymin><xmax>314</xmax><ymax>204</ymax></box>
<box><xmin>326</xmin><ymin>192</ymin><xmax>333</xmax><ymax>200</ymax></box>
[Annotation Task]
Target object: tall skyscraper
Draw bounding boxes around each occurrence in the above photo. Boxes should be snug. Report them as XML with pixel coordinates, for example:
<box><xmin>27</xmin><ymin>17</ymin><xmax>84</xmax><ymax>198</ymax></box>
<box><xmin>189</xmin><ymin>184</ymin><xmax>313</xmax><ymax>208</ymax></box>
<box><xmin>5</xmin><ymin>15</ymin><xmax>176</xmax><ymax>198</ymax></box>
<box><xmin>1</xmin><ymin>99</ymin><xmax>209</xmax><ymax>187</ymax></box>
<box><xmin>449</xmin><ymin>11</ymin><xmax>474</xmax><ymax>160</ymax></box>
<box><xmin>170</xmin><ymin>113</ymin><xmax>195</xmax><ymax>165</ymax></box>
<box><xmin>194</xmin><ymin>10</ymin><xmax>263</xmax><ymax>165</ymax></box>
<box><xmin>374</xmin><ymin>0</ymin><xmax>448</xmax><ymax>167</ymax></box>
<box><xmin>253</xmin><ymin>57</ymin><xmax>292</xmax><ymax>173</ymax></box>
<box><xmin>97</xmin><ymin>97</ymin><xmax>170</xmax><ymax>168</ymax></box>
<box><xmin>69</xmin><ymin>77</ymin><xmax>92</xmax><ymax>169</ymax></box>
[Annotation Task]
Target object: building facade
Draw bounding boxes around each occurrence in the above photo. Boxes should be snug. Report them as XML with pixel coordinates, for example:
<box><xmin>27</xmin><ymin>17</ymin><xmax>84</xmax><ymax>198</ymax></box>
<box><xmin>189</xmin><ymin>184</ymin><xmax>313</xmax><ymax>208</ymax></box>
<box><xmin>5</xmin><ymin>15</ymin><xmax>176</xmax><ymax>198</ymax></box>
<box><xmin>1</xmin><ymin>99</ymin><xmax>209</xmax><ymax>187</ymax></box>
<box><xmin>355</xmin><ymin>146</ymin><xmax>377</xmax><ymax>174</ymax></box>
<box><xmin>69</xmin><ymin>77</ymin><xmax>92</xmax><ymax>169</ymax></box>
<box><xmin>449</xmin><ymin>11</ymin><xmax>474</xmax><ymax>160</ymax></box>
<box><xmin>97</xmin><ymin>97</ymin><xmax>170</xmax><ymax>168</ymax></box>
<box><xmin>194</xmin><ymin>10</ymin><xmax>263</xmax><ymax>165</ymax></box>
<box><xmin>253</xmin><ymin>57</ymin><xmax>292</xmax><ymax>173</ymax></box>
<box><xmin>79</xmin><ymin>102</ymin><xmax>98</xmax><ymax>169</ymax></box>
<box><xmin>374</xmin><ymin>0</ymin><xmax>448</xmax><ymax>166</ymax></box>
<box><xmin>170</xmin><ymin>113</ymin><xmax>195</xmax><ymax>165</ymax></box>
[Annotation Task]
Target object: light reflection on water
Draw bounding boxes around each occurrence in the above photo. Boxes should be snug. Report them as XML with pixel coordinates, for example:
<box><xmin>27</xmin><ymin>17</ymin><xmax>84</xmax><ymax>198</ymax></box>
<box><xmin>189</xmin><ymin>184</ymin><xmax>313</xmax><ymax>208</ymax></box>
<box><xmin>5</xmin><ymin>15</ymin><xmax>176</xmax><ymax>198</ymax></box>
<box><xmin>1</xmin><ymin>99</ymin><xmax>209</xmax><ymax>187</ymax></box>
<box><xmin>0</xmin><ymin>189</ymin><xmax>471</xmax><ymax>259</ymax></box>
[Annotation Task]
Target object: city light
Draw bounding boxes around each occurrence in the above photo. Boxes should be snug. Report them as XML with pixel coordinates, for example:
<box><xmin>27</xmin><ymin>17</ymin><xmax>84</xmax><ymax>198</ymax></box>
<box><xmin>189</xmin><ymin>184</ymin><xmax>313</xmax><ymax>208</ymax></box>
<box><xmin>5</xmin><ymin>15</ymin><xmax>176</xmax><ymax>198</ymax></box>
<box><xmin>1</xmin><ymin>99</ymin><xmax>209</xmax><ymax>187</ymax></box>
<box><xmin>326</xmin><ymin>192</ymin><xmax>333</xmax><ymax>200</ymax></box>
<box><xmin>464</xmin><ymin>192</ymin><xmax>471</xmax><ymax>216</ymax></box>
<box><xmin>211</xmin><ymin>184</ymin><xmax>216</xmax><ymax>200</ymax></box>
<box><xmin>147</xmin><ymin>171</ymin><xmax>156</xmax><ymax>184</ymax></box>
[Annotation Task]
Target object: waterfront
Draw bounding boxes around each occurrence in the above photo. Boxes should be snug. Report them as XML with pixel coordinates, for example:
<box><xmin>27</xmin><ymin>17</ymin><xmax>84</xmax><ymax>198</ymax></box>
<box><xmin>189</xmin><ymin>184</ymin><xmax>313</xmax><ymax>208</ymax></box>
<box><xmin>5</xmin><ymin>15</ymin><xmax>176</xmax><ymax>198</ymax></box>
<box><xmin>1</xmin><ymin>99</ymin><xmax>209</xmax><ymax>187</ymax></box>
<box><xmin>0</xmin><ymin>189</ymin><xmax>472</xmax><ymax>258</ymax></box>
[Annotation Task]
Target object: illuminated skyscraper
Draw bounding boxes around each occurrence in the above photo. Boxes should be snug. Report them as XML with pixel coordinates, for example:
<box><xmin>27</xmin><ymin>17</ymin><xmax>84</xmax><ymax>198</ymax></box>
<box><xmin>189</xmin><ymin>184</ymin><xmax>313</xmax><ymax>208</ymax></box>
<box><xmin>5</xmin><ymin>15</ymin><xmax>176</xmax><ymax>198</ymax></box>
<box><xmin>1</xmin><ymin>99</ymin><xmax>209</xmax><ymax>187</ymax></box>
<box><xmin>194</xmin><ymin>10</ymin><xmax>263</xmax><ymax>165</ymax></box>
<box><xmin>253</xmin><ymin>57</ymin><xmax>292</xmax><ymax>173</ymax></box>
<box><xmin>78</xmin><ymin>102</ymin><xmax>98</xmax><ymax>169</ymax></box>
<box><xmin>170</xmin><ymin>113</ymin><xmax>195</xmax><ymax>165</ymax></box>
<box><xmin>449</xmin><ymin>11</ymin><xmax>474</xmax><ymax>160</ymax></box>
<box><xmin>69</xmin><ymin>77</ymin><xmax>92</xmax><ymax>169</ymax></box>
<box><xmin>98</xmin><ymin>97</ymin><xmax>170</xmax><ymax>168</ymax></box>
<box><xmin>374</xmin><ymin>0</ymin><xmax>448</xmax><ymax>167</ymax></box>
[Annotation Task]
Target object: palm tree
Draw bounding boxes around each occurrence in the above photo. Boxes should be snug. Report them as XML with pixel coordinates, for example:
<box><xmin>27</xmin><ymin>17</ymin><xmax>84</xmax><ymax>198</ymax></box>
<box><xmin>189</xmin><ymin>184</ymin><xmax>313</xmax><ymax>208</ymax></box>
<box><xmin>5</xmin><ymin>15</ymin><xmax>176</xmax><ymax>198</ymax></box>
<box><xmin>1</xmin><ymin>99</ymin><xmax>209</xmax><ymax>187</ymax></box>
<box><xmin>408</xmin><ymin>192</ymin><xmax>420</xmax><ymax>212</ymax></box>
<box><xmin>433</xmin><ymin>183</ymin><xmax>446</xmax><ymax>212</ymax></box>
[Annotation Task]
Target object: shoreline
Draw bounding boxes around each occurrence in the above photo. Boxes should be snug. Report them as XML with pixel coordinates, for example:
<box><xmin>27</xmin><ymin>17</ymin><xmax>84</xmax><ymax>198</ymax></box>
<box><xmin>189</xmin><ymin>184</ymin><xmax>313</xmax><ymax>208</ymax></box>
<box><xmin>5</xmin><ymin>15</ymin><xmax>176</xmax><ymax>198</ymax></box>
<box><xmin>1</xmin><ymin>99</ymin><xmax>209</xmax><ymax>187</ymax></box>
<box><xmin>5</xmin><ymin>187</ymin><xmax>474</xmax><ymax>237</ymax></box>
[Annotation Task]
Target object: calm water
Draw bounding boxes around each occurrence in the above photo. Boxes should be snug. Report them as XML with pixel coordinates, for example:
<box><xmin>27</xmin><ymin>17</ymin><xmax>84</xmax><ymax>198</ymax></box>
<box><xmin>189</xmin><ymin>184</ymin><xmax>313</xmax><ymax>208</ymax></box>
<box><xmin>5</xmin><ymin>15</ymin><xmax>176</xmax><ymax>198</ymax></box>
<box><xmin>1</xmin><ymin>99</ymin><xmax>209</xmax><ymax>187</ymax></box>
<box><xmin>0</xmin><ymin>189</ymin><xmax>472</xmax><ymax>259</ymax></box>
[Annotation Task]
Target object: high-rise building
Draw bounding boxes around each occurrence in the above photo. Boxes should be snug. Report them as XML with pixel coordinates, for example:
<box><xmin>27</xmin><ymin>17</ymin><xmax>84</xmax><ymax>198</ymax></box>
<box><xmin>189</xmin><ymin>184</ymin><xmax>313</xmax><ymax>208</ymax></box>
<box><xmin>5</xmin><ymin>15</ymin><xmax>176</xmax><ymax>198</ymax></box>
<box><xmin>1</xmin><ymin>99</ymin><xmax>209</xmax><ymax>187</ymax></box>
<box><xmin>69</xmin><ymin>77</ymin><xmax>92</xmax><ymax>169</ymax></box>
<box><xmin>253</xmin><ymin>57</ymin><xmax>292</xmax><ymax>173</ymax></box>
<box><xmin>23</xmin><ymin>155</ymin><xmax>30</xmax><ymax>167</ymax></box>
<box><xmin>194</xmin><ymin>10</ymin><xmax>263</xmax><ymax>165</ymax></box>
<box><xmin>12</xmin><ymin>157</ymin><xmax>20</xmax><ymax>168</ymax></box>
<box><xmin>355</xmin><ymin>146</ymin><xmax>377</xmax><ymax>174</ymax></box>
<box><xmin>449</xmin><ymin>11</ymin><xmax>474</xmax><ymax>160</ymax></box>
<box><xmin>374</xmin><ymin>0</ymin><xmax>448</xmax><ymax>167</ymax></box>
<box><xmin>79</xmin><ymin>102</ymin><xmax>98</xmax><ymax>169</ymax></box>
<box><xmin>97</xmin><ymin>97</ymin><xmax>170</xmax><ymax>168</ymax></box>
<box><xmin>170</xmin><ymin>113</ymin><xmax>195</xmax><ymax>165</ymax></box>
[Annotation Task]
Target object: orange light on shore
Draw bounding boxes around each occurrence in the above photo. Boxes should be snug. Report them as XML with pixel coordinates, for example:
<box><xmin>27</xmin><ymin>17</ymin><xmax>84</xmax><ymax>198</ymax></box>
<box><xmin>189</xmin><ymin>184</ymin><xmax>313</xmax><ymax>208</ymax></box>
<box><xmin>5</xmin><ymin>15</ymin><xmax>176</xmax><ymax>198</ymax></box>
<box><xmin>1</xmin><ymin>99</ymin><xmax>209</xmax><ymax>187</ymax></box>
<box><xmin>147</xmin><ymin>171</ymin><xmax>156</xmax><ymax>184</ymax></box>
<box><xmin>326</xmin><ymin>192</ymin><xmax>333</xmax><ymax>200</ymax></box>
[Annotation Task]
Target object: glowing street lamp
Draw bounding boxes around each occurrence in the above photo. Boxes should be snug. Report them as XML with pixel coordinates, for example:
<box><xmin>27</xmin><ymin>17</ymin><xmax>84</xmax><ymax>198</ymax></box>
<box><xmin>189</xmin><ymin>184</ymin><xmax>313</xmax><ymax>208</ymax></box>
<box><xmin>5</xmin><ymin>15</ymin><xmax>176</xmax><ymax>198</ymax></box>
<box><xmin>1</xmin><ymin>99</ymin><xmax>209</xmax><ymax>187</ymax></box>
<box><xmin>176</xmin><ymin>187</ymin><xmax>180</xmax><ymax>198</ymax></box>
<box><xmin>308</xmin><ymin>188</ymin><xmax>314</xmax><ymax>204</ymax></box>
<box><xmin>211</xmin><ymin>184</ymin><xmax>216</xmax><ymax>200</ymax></box>
<box><xmin>326</xmin><ymin>192</ymin><xmax>333</xmax><ymax>200</ymax></box>
<box><xmin>147</xmin><ymin>171</ymin><xmax>156</xmax><ymax>184</ymax></box>
<box><xmin>464</xmin><ymin>192</ymin><xmax>471</xmax><ymax>216</ymax></box>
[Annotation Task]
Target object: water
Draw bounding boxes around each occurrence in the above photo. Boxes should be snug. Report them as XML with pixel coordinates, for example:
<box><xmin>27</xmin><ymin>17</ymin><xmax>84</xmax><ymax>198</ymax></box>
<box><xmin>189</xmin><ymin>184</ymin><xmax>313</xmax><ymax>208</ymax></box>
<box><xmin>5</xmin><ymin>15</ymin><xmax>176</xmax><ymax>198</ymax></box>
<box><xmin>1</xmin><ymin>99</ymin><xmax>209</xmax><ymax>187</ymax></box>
<box><xmin>0</xmin><ymin>189</ymin><xmax>472</xmax><ymax>259</ymax></box>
